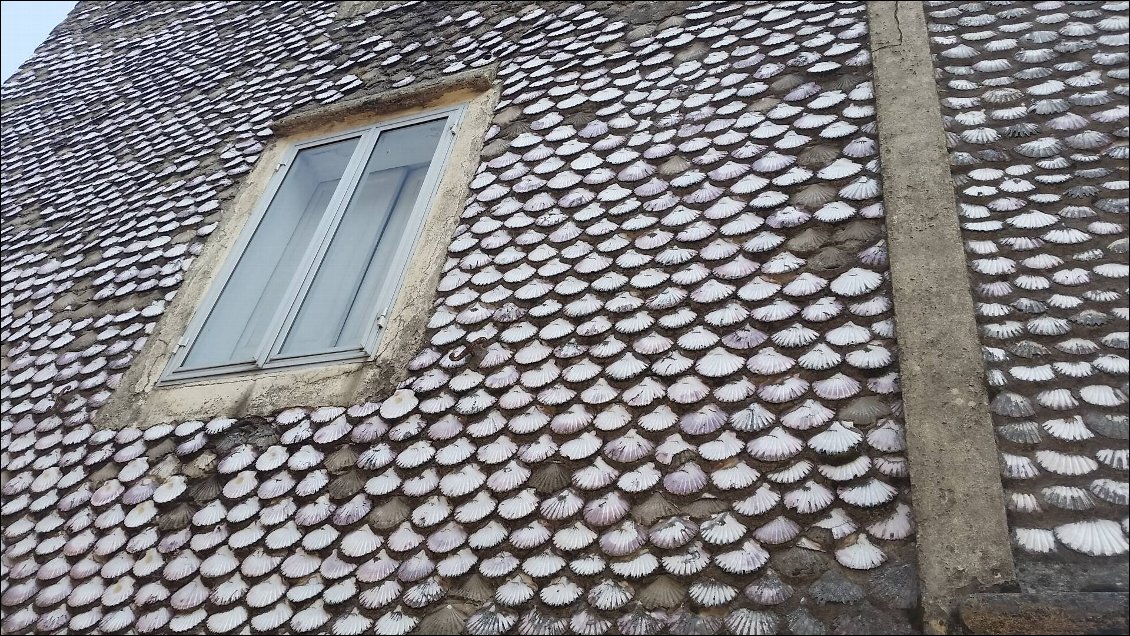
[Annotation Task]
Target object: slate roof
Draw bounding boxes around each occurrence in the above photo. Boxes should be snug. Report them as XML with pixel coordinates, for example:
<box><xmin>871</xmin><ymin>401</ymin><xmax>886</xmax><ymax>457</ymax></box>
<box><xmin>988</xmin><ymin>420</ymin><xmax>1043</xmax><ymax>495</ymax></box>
<box><xmin>2</xmin><ymin>1</ymin><xmax>918</xmax><ymax>633</ymax></box>
<box><xmin>925</xmin><ymin>0</ymin><xmax>1130</xmax><ymax>589</ymax></box>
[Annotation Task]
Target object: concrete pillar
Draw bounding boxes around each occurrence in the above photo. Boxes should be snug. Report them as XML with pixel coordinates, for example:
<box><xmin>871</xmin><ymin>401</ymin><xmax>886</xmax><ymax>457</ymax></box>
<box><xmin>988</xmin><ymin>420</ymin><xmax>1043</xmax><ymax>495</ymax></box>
<box><xmin>866</xmin><ymin>2</ymin><xmax>1017</xmax><ymax>632</ymax></box>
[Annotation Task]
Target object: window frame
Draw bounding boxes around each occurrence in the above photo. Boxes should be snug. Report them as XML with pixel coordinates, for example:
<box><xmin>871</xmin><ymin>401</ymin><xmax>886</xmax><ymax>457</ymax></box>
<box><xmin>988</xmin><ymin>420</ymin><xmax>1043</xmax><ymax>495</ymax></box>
<box><xmin>160</xmin><ymin>103</ymin><xmax>467</xmax><ymax>384</ymax></box>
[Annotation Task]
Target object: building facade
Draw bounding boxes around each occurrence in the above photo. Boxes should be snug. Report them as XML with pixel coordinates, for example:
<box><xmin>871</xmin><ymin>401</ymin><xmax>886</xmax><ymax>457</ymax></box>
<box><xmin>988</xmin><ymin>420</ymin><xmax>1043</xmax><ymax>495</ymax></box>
<box><xmin>1</xmin><ymin>1</ymin><xmax>1126</xmax><ymax>634</ymax></box>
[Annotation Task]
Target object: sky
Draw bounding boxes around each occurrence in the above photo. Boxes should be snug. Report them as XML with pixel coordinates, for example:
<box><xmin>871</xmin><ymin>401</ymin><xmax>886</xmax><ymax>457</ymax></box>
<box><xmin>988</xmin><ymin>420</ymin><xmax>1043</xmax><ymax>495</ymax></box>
<box><xmin>1</xmin><ymin>1</ymin><xmax>77</xmax><ymax>81</ymax></box>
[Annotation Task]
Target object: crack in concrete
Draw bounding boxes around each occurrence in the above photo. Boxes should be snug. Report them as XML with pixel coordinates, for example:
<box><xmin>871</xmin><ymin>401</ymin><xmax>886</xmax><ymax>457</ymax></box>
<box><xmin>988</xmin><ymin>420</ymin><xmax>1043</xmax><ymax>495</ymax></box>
<box><xmin>872</xmin><ymin>2</ymin><xmax>904</xmax><ymax>53</ymax></box>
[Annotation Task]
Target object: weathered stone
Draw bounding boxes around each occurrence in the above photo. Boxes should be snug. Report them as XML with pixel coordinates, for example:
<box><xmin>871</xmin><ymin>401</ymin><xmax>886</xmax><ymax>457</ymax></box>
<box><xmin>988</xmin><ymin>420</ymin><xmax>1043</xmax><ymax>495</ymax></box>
<box><xmin>959</xmin><ymin>592</ymin><xmax>1130</xmax><ymax>635</ymax></box>
<box><xmin>871</xmin><ymin>562</ymin><xmax>920</xmax><ymax>610</ymax></box>
<box><xmin>1085</xmin><ymin>412</ymin><xmax>1130</xmax><ymax>441</ymax></box>
<box><xmin>809</xmin><ymin>570</ymin><xmax>866</xmax><ymax>605</ymax></box>
<box><xmin>772</xmin><ymin>547</ymin><xmax>832</xmax><ymax>582</ymax></box>
<box><xmin>831</xmin><ymin>600</ymin><xmax>916</xmax><ymax>635</ymax></box>
<box><xmin>1015</xmin><ymin>559</ymin><xmax>1130</xmax><ymax>595</ymax></box>
<box><xmin>803</xmin><ymin>526</ymin><xmax>836</xmax><ymax>551</ymax></box>
<box><xmin>787</xmin><ymin>608</ymin><xmax>827</xmax><ymax>635</ymax></box>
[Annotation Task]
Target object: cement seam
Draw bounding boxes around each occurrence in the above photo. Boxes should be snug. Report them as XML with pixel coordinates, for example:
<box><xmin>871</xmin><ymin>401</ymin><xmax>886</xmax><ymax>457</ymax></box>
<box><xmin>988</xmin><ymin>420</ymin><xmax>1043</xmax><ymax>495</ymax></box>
<box><xmin>866</xmin><ymin>3</ymin><xmax>1017</xmax><ymax>633</ymax></box>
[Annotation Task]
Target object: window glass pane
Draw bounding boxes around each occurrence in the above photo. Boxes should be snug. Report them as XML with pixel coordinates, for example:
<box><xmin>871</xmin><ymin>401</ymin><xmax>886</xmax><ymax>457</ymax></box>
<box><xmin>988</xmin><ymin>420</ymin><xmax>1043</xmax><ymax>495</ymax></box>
<box><xmin>182</xmin><ymin>137</ymin><xmax>359</xmax><ymax>369</ymax></box>
<box><xmin>277</xmin><ymin>118</ymin><xmax>447</xmax><ymax>358</ymax></box>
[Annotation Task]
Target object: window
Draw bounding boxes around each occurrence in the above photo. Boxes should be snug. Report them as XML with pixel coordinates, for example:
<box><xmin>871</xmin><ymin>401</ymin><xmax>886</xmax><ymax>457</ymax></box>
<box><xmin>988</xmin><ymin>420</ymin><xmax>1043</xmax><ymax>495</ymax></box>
<box><xmin>96</xmin><ymin>78</ymin><xmax>498</xmax><ymax>429</ymax></box>
<box><xmin>164</xmin><ymin>106</ymin><xmax>463</xmax><ymax>382</ymax></box>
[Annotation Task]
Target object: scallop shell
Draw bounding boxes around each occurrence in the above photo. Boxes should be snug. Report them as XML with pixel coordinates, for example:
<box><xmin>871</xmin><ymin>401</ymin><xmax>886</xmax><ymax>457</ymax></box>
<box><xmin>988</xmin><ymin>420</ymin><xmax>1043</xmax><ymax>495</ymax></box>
<box><xmin>1055</xmin><ymin>520</ymin><xmax>1129</xmax><ymax>557</ymax></box>
<box><xmin>754</xmin><ymin>516</ymin><xmax>801</xmax><ymax>544</ymax></box>
<box><xmin>835</xmin><ymin>534</ymin><xmax>887</xmax><ymax>570</ymax></box>
<box><xmin>838</xmin><ymin>478</ymin><xmax>898</xmax><ymax>507</ymax></box>
<box><xmin>724</xmin><ymin>609</ymin><xmax>779</xmax><ymax>636</ymax></box>
<box><xmin>1035</xmin><ymin>450</ymin><xmax>1098</xmax><ymax>476</ymax></box>
<box><xmin>747</xmin><ymin>427</ymin><xmax>805</xmax><ymax>461</ymax></box>
<box><xmin>689</xmin><ymin>578</ymin><xmax>739</xmax><ymax>607</ymax></box>
<box><xmin>784</xmin><ymin>481</ymin><xmax>836</xmax><ymax>514</ymax></box>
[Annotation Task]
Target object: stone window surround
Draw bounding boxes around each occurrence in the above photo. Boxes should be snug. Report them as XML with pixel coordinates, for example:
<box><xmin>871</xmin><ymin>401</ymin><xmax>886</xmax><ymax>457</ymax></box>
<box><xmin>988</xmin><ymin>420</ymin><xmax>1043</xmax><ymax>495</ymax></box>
<box><xmin>95</xmin><ymin>70</ymin><xmax>500</xmax><ymax>429</ymax></box>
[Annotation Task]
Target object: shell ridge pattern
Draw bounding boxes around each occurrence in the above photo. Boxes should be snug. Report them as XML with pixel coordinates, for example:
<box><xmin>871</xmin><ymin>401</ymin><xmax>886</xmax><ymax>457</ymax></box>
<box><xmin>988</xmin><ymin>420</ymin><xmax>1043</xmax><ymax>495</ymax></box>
<box><xmin>925</xmin><ymin>0</ymin><xmax>1130</xmax><ymax>588</ymax></box>
<box><xmin>2</xmin><ymin>1</ymin><xmax>919</xmax><ymax>633</ymax></box>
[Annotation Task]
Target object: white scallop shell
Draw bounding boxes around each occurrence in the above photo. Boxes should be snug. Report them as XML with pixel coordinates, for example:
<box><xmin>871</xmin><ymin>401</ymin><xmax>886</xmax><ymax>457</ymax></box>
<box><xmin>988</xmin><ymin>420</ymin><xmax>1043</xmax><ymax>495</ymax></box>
<box><xmin>838</xmin><ymin>478</ymin><xmax>898</xmax><ymax>507</ymax></box>
<box><xmin>1054</xmin><ymin>520</ymin><xmax>1129</xmax><ymax>557</ymax></box>
<box><xmin>1035</xmin><ymin>450</ymin><xmax>1098</xmax><ymax>476</ymax></box>
<box><xmin>747</xmin><ymin>427</ymin><xmax>804</xmax><ymax>461</ymax></box>
<box><xmin>835</xmin><ymin>534</ymin><xmax>887</xmax><ymax>570</ymax></box>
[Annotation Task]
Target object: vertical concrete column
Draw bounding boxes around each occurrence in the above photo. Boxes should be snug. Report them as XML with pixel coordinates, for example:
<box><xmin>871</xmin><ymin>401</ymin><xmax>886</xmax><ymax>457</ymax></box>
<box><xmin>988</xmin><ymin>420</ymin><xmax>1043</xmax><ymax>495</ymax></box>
<box><xmin>866</xmin><ymin>2</ymin><xmax>1016</xmax><ymax>633</ymax></box>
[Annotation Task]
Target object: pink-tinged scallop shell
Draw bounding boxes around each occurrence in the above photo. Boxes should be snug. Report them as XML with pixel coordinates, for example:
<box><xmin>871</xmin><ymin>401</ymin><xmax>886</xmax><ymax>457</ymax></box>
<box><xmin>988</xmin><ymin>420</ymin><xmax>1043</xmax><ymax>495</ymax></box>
<box><xmin>619</xmin><ymin>463</ymin><xmax>662</xmax><ymax>493</ymax></box>
<box><xmin>681</xmin><ymin>404</ymin><xmax>727</xmax><ymax>436</ymax></box>
<box><xmin>754</xmin><ymin>516</ymin><xmax>801</xmax><ymax>544</ymax></box>
<box><xmin>648</xmin><ymin>515</ymin><xmax>698</xmax><ymax>550</ymax></box>
<box><xmin>747</xmin><ymin>427</ymin><xmax>805</xmax><ymax>461</ymax></box>
<box><xmin>95</xmin><ymin>503</ymin><xmax>126</xmax><ymax>529</ymax></box>
<box><xmin>3</xmin><ymin>578</ymin><xmax>39</xmax><ymax>606</ymax></box>
<box><xmin>662</xmin><ymin>462</ymin><xmax>708</xmax><ymax>496</ymax></box>
<box><xmin>747</xmin><ymin>348</ymin><xmax>796</xmax><ymax>375</ymax></box>
<box><xmin>715</xmin><ymin>375</ymin><xmax>757</xmax><ymax>402</ymax></box>
<box><xmin>91</xmin><ymin>478</ymin><xmax>126</xmax><ymax>506</ymax></box>
<box><xmin>754</xmin><ymin>375</ymin><xmax>809</xmax><ymax>406</ymax></box>
<box><xmin>603</xmin><ymin>429</ymin><xmax>654</xmax><ymax>463</ymax></box>
<box><xmin>812</xmin><ymin>373</ymin><xmax>862</xmax><ymax>400</ymax></box>
<box><xmin>573</xmin><ymin>458</ymin><xmax>620</xmax><ymax>491</ymax></box>
<box><xmin>583</xmin><ymin>491</ymin><xmax>630</xmax><ymax>527</ymax></box>
<box><xmin>397</xmin><ymin>553</ymin><xmax>436</xmax><ymax>583</ymax></box>
<box><xmin>599</xmin><ymin>521</ymin><xmax>648</xmax><ymax>556</ymax></box>
<box><xmin>64</xmin><ymin>507</ymin><xmax>94</xmax><ymax>534</ymax></box>
<box><xmin>784</xmin><ymin>479</ymin><xmax>837</xmax><ymax>514</ymax></box>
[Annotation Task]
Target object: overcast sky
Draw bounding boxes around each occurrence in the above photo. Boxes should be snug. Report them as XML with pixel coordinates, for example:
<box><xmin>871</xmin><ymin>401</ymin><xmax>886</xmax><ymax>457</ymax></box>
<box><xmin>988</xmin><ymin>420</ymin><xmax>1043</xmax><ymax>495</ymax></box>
<box><xmin>1</xmin><ymin>1</ymin><xmax>77</xmax><ymax>81</ymax></box>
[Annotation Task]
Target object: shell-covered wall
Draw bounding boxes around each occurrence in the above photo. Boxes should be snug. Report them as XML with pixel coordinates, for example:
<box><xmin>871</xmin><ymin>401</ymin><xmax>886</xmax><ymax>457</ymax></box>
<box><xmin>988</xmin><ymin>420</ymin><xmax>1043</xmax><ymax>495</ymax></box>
<box><xmin>925</xmin><ymin>0</ymin><xmax>1129</xmax><ymax>592</ymax></box>
<box><xmin>1</xmin><ymin>1</ymin><xmax>919</xmax><ymax>633</ymax></box>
